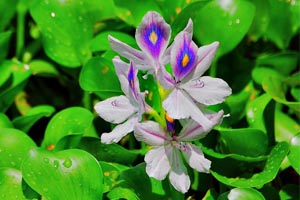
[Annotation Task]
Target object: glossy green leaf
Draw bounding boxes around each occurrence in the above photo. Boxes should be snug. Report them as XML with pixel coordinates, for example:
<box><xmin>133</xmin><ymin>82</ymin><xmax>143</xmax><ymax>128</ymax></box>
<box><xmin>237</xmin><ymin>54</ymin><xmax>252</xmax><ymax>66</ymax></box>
<box><xmin>194</xmin><ymin>0</ymin><xmax>255</xmax><ymax>56</ymax></box>
<box><xmin>279</xmin><ymin>184</ymin><xmax>300</xmax><ymax>200</ymax></box>
<box><xmin>79</xmin><ymin>56</ymin><xmax>122</xmax><ymax>99</ymax></box>
<box><xmin>158</xmin><ymin>0</ymin><xmax>191</xmax><ymax>24</ymax></box>
<box><xmin>22</xmin><ymin>148</ymin><xmax>103</xmax><ymax>199</ymax></box>
<box><xmin>77</xmin><ymin>137</ymin><xmax>138</xmax><ymax>165</ymax></box>
<box><xmin>227</xmin><ymin>188</ymin><xmax>265</xmax><ymax>200</ymax></box>
<box><xmin>0</xmin><ymin>128</ymin><xmax>36</xmax><ymax>169</ymax></box>
<box><xmin>219</xmin><ymin>128</ymin><xmax>268</xmax><ymax>157</ymax></box>
<box><xmin>108</xmin><ymin>187</ymin><xmax>139</xmax><ymax>200</ymax></box>
<box><xmin>264</xmin><ymin>0</ymin><xmax>297</xmax><ymax>49</ymax></box>
<box><xmin>0</xmin><ymin>60</ymin><xmax>31</xmax><ymax>112</ymax></box>
<box><xmin>0</xmin><ymin>168</ymin><xmax>26</xmax><ymax>200</ymax></box>
<box><xmin>0</xmin><ymin>113</ymin><xmax>13</xmax><ymax>128</ymax></box>
<box><xmin>90</xmin><ymin>31</ymin><xmax>137</xmax><ymax>52</ymax></box>
<box><xmin>248</xmin><ymin>0</ymin><xmax>270</xmax><ymax>41</ymax></box>
<box><xmin>41</xmin><ymin>107</ymin><xmax>94</xmax><ymax>150</ymax></box>
<box><xmin>114</xmin><ymin>0</ymin><xmax>161</xmax><ymax>27</ymax></box>
<box><xmin>263</xmin><ymin>76</ymin><xmax>300</xmax><ymax>114</ymax></box>
<box><xmin>116</xmin><ymin>163</ymin><xmax>183</xmax><ymax>200</ymax></box>
<box><xmin>256</xmin><ymin>52</ymin><xmax>299</xmax><ymax>76</ymax></box>
<box><xmin>29</xmin><ymin>0</ymin><xmax>105</xmax><ymax>67</ymax></box>
<box><xmin>252</xmin><ymin>67</ymin><xmax>282</xmax><ymax>86</ymax></box>
<box><xmin>203</xmin><ymin>189</ymin><xmax>218</xmax><ymax>200</ymax></box>
<box><xmin>13</xmin><ymin>105</ymin><xmax>55</xmax><ymax>133</ymax></box>
<box><xmin>288</xmin><ymin>133</ymin><xmax>300</xmax><ymax>174</ymax></box>
<box><xmin>29</xmin><ymin>59</ymin><xmax>59</xmax><ymax>77</ymax></box>
<box><xmin>275</xmin><ymin>110</ymin><xmax>300</xmax><ymax>142</ymax></box>
<box><xmin>100</xmin><ymin>161</ymin><xmax>129</xmax><ymax>193</ymax></box>
<box><xmin>291</xmin><ymin>87</ymin><xmax>300</xmax><ymax>102</ymax></box>
<box><xmin>211</xmin><ymin>142</ymin><xmax>289</xmax><ymax>188</ymax></box>
<box><xmin>0</xmin><ymin>31</ymin><xmax>13</xmax><ymax>61</ymax></box>
<box><xmin>0</xmin><ymin>0</ymin><xmax>18</xmax><ymax>30</ymax></box>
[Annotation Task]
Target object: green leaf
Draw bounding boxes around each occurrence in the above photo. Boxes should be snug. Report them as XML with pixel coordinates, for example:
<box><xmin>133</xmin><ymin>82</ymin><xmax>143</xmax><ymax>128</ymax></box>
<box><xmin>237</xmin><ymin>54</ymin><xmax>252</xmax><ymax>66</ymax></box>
<box><xmin>264</xmin><ymin>0</ymin><xmax>297</xmax><ymax>49</ymax></box>
<box><xmin>41</xmin><ymin>107</ymin><xmax>94</xmax><ymax>150</ymax></box>
<box><xmin>227</xmin><ymin>188</ymin><xmax>265</xmax><ymax>200</ymax></box>
<box><xmin>0</xmin><ymin>31</ymin><xmax>13</xmax><ymax>61</ymax></box>
<box><xmin>29</xmin><ymin>59</ymin><xmax>59</xmax><ymax>77</ymax></box>
<box><xmin>0</xmin><ymin>128</ymin><xmax>36</xmax><ymax>169</ymax></box>
<box><xmin>0</xmin><ymin>0</ymin><xmax>18</xmax><ymax>30</ymax></box>
<box><xmin>100</xmin><ymin>161</ymin><xmax>129</xmax><ymax>193</ymax></box>
<box><xmin>252</xmin><ymin>67</ymin><xmax>283</xmax><ymax>86</ymax></box>
<box><xmin>279</xmin><ymin>184</ymin><xmax>300</xmax><ymax>200</ymax></box>
<box><xmin>275</xmin><ymin>110</ymin><xmax>300</xmax><ymax>142</ymax></box>
<box><xmin>248</xmin><ymin>0</ymin><xmax>270</xmax><ymax>41</ymax></box>
<box><xmin>256</xmin><ymin>52</ymin><xmax>299</xmax><ymax>76</ymax></box>
<box><xmin>203</xmin><ymin>189</ymin><xmax>218</xmax><ymax>200</ymax></box>
<box><xmin>219</xmin><ymin>128</ymin><xmax>268</xmax><ymax>157</ymax></box>
<box><xmin>22</xmin><ymin>148</ymin><xmax>103</xmax><ymax>199</ymax></box>
<box><xmin>194</xmin><ymin>0</ymin><xmax>255</xmax><ymax>56</ymax></box>
<box><xmin>114</xmin><ymin>0</ymin><xmax>161</xmax><ymax>27</ymax></box>
<box><xmin>13</xmin><ymin>105</ymin><xmax>55</xmax><ymax>133</ymax></box>
<box><xmin>291</xmin><ymin>87</ymin><xmax>300</xmax><ymax>102</ymax></box>
<box><xmin>108</xmin><ymin>187</ymin><xmax>139</xmax><ymax>200</ymax></box>
<box><xmin>0</xmin><ymin>60</ymin><xmax>31</xmax><ymax>112</ymax></box>
<box><xmin>77</xmin><ymin>137</ymin><xmax>138</xmax><ymax>165</ymax></box>
<box><xmin>0</xmin><ymin>113</ymin><xmax>13</xmax><ymax>128</ymax></box>
<box><xmin>90</xmin><ymin>31</ymin><xmax>137</xmax><ymax>53</ymax></box>
<box><xmin>211</xmin><ymin>142</ymin><xmax>289</xmax><ymax>188</ymax></box>
<box><xmin>0</xmin><ymin>168</ymin><xmax>27</xmax><ymax>200</ymax></box>
<box><xmin>263</xmin><ymin>76</ymin><xmax>300</xmax><ymax>114</ymax></box>
<box><xmin>79</xmin><ymin>56</ymin><xmax>122</xmax><ymax>99</ymax></box>
<box><xmin>29</xmin><ymin>0</ymin><xmax>105</xmax><ymax>67</ymax></box>
<box><xmin>288</xmin><ymin>133</ymin><xmax>300</xmax><ymax>174</ymax></box>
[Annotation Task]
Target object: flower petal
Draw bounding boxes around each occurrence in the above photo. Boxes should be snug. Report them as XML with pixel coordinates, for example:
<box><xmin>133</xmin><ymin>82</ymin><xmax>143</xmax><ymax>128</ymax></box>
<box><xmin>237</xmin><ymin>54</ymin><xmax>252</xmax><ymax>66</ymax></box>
<box><xmin>94</xmin><ymin>95</ymin><xmax>136</xmax><ymax>123</ymax></box>
<box><xmin>100</xmin><ymin>115</ymin><xmax>137</xmax><ymax>144</ymax></box>
<box><xmin>109</xmin><ymin>35</ymin><xmax>146</xmax><ymax>65</ymax></box>
<box><xmin>135</xmin><ymin>11</ymin><xmax>171</xmax><ymax>61</ymax></box>
<box><xmin>187</xmin><ymin>41</ymin><xmax>219</xmax><ymax>80</ymax></box>
<box><xmin>145</xmin><ymin>145</ymin><xmax>172</xmax><ymax>180</ymax></box>
<box><xmin>134</xmin><ymin>121</ymin><xmax>170</xmax><ymax>146</ymax></box>
<box><xmin>156</xmin><ymin>63</ymin><xmax>175</xmax><ymax>90</ymax></box>
<box><xmin>179</xmin><ymin>110</ymin><xmax>224</xmax><ymax>142</ymax></box>
<box><xmin>170</xmin><ymin>31</ymin><xmax>198</xmax><ymax>82</ymax></box>
<box><xmin>181</xmin><ymin>76</ymin><xmax>232</xmax><ymax>105</ymax></box>
<box><xmin>168</xmin><ymin>147</ymin><xmax>190</xmax><ymax>193</ymax></box>
<box><xmin>182</xmin><ymin>144</ymin><xmax>211</xmax><ymax>173</ymax></box>
<box><xmin>163</xmin><ymin>88</ymin><xmax>213</xmax><ymax>131</ymax></box>
<box><xmin>112</xmin><ymin>57</ymin><xmax>131</xmax><ymax>97</ymax></box>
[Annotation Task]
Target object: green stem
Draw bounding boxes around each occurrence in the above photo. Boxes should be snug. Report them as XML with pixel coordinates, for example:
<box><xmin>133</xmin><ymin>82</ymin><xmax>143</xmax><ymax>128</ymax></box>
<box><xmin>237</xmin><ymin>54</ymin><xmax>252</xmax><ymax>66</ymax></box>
<box><xmin>16</xmin><ymin>3</ymin><xmax>27</xmax><ymax>59</ymax></box>
<box><xmin>82</xmin><ymin>91</ymin><xmax>92</xmax><ymax>110</ymax></box>
<box><xmin>209</xmin><ymin>60</ymin><xmax>217</xmax><ymax>77</ymax></box>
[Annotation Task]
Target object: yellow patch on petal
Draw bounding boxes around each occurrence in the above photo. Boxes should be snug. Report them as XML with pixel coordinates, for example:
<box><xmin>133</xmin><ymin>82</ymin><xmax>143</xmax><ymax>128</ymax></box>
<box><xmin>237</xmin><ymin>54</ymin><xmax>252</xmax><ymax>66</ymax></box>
<box><xmin>182</xmin><ymin>54</ymin><xmax>190</xmax><ymax>67</ymax></box>
<box><xmin>166</xmin><ymin>112</ymin><xmax>174</xmax><ymax>123</ymax></box>
<box><xmin>149</xmin><ymin>31</ymin><xmax>158</xmax><ymax>44</ymax></box>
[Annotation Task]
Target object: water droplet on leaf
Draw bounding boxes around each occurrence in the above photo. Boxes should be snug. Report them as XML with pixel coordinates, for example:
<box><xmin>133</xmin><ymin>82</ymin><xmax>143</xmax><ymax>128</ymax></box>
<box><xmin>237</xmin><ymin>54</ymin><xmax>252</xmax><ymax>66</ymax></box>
<box><xmin>63</xmin><ymin>158</ymin><xmax>72</xmax><ymax>168</ymax></box>
<box><xmin>53</xmin><ymin>160</ymin><xmax>59</xmax><ymax>168</ymax></box>
<box><xmin>50</xmin><ymin>12</ymin><xmax>56</xmax><ymax>18</ymax></box>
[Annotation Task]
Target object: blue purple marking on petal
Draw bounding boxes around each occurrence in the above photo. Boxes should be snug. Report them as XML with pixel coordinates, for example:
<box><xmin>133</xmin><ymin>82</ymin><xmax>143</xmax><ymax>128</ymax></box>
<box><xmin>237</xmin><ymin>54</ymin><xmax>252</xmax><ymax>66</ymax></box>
<box><xmin>175</xmin><ymin>39</ymin><xmax>196</xmax><ymax>80</ymax></box>
<box><xmin>166</xmin><ymin>112</ymin><xmax>175</xmax><ymax>135</ymax></box>
<box><xmin>142</xmin><ymin>23</ymin><xmax>165</xmax><ymax>58</ymax></box>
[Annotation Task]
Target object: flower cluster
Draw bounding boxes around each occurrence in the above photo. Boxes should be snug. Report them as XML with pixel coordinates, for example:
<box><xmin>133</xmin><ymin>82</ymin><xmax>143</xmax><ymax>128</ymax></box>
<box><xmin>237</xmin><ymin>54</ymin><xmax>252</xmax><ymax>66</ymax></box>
<box><xmin>94</xmin><ymin>11</ymin><xmax>232</xmax><ymax>193</ymax></box>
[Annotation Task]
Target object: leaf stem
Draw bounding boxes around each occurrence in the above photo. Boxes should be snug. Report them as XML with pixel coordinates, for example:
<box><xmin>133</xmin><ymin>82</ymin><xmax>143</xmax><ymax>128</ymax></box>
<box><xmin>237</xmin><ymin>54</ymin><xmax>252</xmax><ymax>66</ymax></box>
<box><xmin>16</xmin><ymin>3</ymin><xmax>27</xmax><ymax>59</ymax></box>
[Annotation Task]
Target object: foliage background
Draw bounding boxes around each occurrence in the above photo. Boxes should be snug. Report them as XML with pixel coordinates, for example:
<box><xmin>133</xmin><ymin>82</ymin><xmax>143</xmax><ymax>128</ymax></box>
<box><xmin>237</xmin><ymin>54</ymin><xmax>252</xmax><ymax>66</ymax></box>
<box><xmin>0</xmin><ymin>0</ymin><xmax>299</xmax><ymax>199</ymax></box>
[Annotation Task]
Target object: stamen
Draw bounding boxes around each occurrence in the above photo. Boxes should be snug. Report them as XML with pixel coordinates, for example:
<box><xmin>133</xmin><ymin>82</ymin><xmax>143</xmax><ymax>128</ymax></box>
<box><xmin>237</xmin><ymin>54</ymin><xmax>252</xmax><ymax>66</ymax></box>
<box><xmin>181</xmin><ymin>54</ymin><xmax>189</xmax><ymax>67</ymax></box>
<box><xmin>149</xmin><ymin>31</ymin><xmax>158</xmax><ymax>44</ymax></box>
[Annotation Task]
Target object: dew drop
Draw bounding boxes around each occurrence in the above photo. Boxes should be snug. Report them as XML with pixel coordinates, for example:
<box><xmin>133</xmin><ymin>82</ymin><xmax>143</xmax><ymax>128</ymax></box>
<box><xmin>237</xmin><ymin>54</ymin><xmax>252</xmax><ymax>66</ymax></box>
<box><xmin>78</xmin><ymin>16</ymin><xmax>83</xmax><ymax>22</ymax></box>
<box><xmin>50</xmin><ymin>12</ymin><xmax>56</xmax><ymax>18</ymax></box>
<box><xmin>53</xmin><ymin>160</ymin><xmax>59</xmax><ymax>168</ymax></box>
<box><xmin>10</xmin><ymin>161</ymin><xmax>16</xmax><ymax>166</ymax></box>
<box><xmin>43</xmin><ymin>157</ymin><xmax>49</xmax><ymax>163</ymax></box>
<box><xmin>63</xmin><ymin>158</ymin><xmax>72</xmax><ymax>168</ymax></box>
<box><xmin>235</xmin><ymin>18</ymin><xmax>240</xmax><ymax>24</ymax></box>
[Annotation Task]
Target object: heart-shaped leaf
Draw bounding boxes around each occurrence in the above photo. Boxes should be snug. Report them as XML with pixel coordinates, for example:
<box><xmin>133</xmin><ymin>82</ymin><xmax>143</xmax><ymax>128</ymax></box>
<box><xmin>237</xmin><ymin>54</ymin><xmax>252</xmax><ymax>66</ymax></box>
<box><xmin>29</xmin><ymin>59</ymin><xmax>59</xmax><ymax>77</ymax></box>
<box><xmin>0</xmin><ymin>168</ymin><xmax>26</xmax><ymax>200</ymax></box>
<box><xmin>0</xmin><ymin>113</ymin><xmax>13</xmax><ymax>128</ymax></box>
<box><xmin>29</xmin><ymin>0</ymin><xmax>106</xmax><ymax>67</ymax></box>
<box><xmin>22</xmin><ymin>148</ymin><xmax>103</xmax><ymax>199</ymax></box>
<box><xmin>194</xmin><ymin>0</ymin><xmax>255</xmax><ymax>57</ymax></box>
<box><xmin>13</xmin><ymin>105</ymin><xmax>55</xmax><ymax>133</ymax></box>
<box><xmin>41</xmin><ymin>107</ymin><xmax>94</xmax><ymax>150</ymax></box>
<box><xmin>211</xmin><ymin>142</ymin><xmax>289</xmax><ymax>188</ymax></box>
<box><xmin>227</xmin><ymin>188</ymin><xmax>265</xmax><ymax>200</ymax></box>
<box><xmin>0</xmin><ymin>128</ymin><xmax>36</xmax><ymax>169</ymax></box>
<box><xmin>79</xmin><ymin>56</ymin><xmax>122</xmax><ymax>99</ymax></box>
<box><xmin>275</xmin><ymin>110</ymin><xmax>300</xmax><ymax>142</ymax></box>
<box><xmin>219</xmin><ymin>128</ymin><xmax>268</xmax><ymax>157</ymax></box>
<box><xmin>288</xmin><ymin>133</ymin><xmax>300</xmax><ymax>174</ymax></box>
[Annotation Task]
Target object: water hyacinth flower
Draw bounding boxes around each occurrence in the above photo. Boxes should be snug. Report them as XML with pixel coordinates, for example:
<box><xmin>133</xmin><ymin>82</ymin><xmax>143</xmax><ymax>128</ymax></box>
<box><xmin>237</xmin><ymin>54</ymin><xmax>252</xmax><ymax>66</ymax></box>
<box><xmin>134</xmin><ymin>111</ymin><xmax>224</xmax><ymax>193</ymax></box>
<box><xmin>94</xmin><ymin>56</ymin><xmax>149</xmax><ymax>144</ymax></box>
<box><xmin>109</xmin><ymin>11</ymin><xmax>174</xmax><ymax>88</ymax></box>
<box><xmin>162</xmin><ymin>21</ymin><xmax>232</xmax><ymax>131</ymax></box>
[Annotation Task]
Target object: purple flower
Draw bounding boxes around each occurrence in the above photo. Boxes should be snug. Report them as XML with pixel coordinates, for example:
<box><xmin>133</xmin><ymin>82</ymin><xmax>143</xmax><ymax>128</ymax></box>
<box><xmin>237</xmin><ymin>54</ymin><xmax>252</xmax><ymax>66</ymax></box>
<box><xmin>94</xmin><ymin>57</ymin><xmax>148</xmax><ymax>144</ymax></box>
<box><xmin>134</xmin><ymin>111</ymin><xmax>223</xmax><ymax>193</ymax></box>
